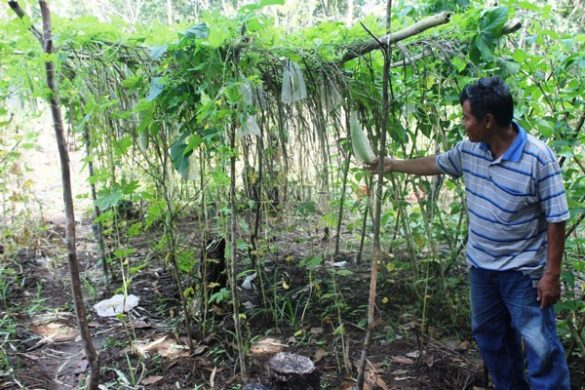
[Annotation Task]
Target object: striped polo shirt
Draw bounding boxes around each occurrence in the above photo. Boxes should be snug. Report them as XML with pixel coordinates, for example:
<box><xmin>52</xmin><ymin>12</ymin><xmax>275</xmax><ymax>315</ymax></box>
<box><xmin>435</xmin><ymin>123</ymin><xmax>570</xmax><ymax>275</ymax></box>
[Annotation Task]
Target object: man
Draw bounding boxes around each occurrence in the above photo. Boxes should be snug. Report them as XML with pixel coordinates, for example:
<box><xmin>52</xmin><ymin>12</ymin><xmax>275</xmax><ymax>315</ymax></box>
<box><xmin>367</xmin><ymin>76</ymin><xmax>570</xmax><ymax>389</ymax></box>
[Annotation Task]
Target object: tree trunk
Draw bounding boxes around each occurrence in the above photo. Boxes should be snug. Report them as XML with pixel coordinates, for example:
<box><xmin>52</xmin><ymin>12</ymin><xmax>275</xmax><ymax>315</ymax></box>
<box><xmin>166</xmin><ymin>0</ymin><xmax>173</xmax><ymax>24</ymax></box>
<box><xmin>345</xmin><ymin>0</ymin><xmax>353</xmax><ymax>26</ymax></box>
<box><xmin>38</xmin><ymin>1</ymin><xmax>100</xmax><ymax>388</ymax></box>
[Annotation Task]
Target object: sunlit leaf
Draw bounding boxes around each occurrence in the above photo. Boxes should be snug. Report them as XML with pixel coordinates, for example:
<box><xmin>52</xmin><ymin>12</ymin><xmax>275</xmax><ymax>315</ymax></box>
<box><xmin>180</xmin><ymin>23</ymin><xmax>209</xmax><ymax>39</ymax></box>
<box><xmin>146</xmin><ymin>77</ymin><xmax>164</xmax><ymax>101</ymax></box>
<box><xmin>149</xmin><ymin>45</ymin><xmax>167</xmax><ymax>60</ymax></box>
<box><xmin>480</xmin><ymin>6</ymin><xmax>508</xmax><ymax>37</ymax></box>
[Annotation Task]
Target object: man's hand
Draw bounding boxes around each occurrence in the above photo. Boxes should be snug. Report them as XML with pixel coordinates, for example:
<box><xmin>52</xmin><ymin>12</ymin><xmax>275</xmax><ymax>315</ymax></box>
<box><xmin>537</xmin><ymin>273</ymin><xmax>561</xmax><ymax>309</ymax></box>
<box><xmin>363</xmin><ymin>155</ymin><xmax>442</xmax><ymax>176</ymax></box>
<box><xmin>363</xmin><ymin>157</ymin><xmax>393</xmax><ymax>173</ymax></box>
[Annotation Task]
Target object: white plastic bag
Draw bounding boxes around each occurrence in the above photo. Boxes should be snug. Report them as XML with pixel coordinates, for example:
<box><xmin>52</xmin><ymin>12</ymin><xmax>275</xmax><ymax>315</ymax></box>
<box><xmin>281</xmin><ymin>60</ymin><xmax>307</xmax><ymax>104</ymax></box>
<box><xmin>238</xmin><ymin>115</ymin><xmax>261</xmax><ymax>138</ymax></box>
<box><xmin>93</xmin><ymin>294</ymin><xmax>140</xmax><ymax>317</ymax></box>
<box><xmin>319</xmin><ymin>76</ymin><xmax>342</xmax><ymax>113</ymax></box>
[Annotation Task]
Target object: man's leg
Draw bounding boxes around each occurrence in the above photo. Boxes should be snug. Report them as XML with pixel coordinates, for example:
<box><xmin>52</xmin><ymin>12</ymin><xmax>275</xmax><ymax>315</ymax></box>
<box><xmin>470</xmin><ymin>267</ymin><xmax>529</xmax><ymax>390</ymax></box>
<box><xmin>500</xmin><ymin>270</ymin><xmax>570</xmax><ymax>390</ymax></box>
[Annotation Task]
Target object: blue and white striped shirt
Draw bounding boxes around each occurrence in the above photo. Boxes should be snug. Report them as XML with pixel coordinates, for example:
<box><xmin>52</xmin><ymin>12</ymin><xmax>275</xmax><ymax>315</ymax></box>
<box><xmin>436</xmin><ymin>123</ymin><xmax>569</xmax><ymax>275</ymax></box>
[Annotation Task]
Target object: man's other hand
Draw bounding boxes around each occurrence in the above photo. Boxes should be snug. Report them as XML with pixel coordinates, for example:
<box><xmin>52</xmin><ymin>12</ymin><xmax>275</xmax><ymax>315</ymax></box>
<box><xmin>537</xmin><ymin>273</ymin><xmax>561</xmax><ymax>309</ymax></box>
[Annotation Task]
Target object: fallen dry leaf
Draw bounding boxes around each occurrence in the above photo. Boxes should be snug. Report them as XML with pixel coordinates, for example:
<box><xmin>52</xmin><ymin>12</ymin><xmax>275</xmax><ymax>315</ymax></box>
<box><xmin>375</xmin><ymin>376</ymin><xmax>389</xmax><ymax>390</ymax></box>
<box><xmin>406</xmin><ymin>350</ymin><xmax>421</xmax><ymax>359</ymax></box>
<box><xmin>313</xmin><ymin>348</ymin><xmax>327</xmax><ymax>363</ymax></box>
<box><xmin>250</xmin><ymin>338</ymin><xmax>286</xmax><ymax>356</ymax></box>
<box><xmin>74</xmin><ymin>359</ymin><xmax>88</xmax><ymax>374</ymax></box>
<box><xmin>141</xmin><ymin>376</ymin><xmax>163</xmax><ymax>385</ymax></box>
<box><xmin>31</xmin><ymin>322</ymin><xmax>79</xmax><ymax>343</ymax></box>
<box><xmin>132</xmin><ymin>335</ymin><xmax>190</xmax><ymax>359</ymax></box>
<box><xmin>390</xmin><ymin>355</ymin><xmax>414</xmax><ymax>365</ymax></box>
<box><xmin>130</xmin><ymin>320</ymin><xmax>151</xmax><ymax>329</ymax></box>
<box><xmin>210</xmin><ymin>366</ymin><xmax>217</xmax><ymax>388</ymax></box>
<box><xmin>309</xmin><ymin>327</ymin><xmax>323</xmax><ymax>336</ymax></box>
<box><xmin>424</xmin><ymin>354</ymin><xmax>435</xmax><ymax>367</ymax></box>
<box><xmin>339</xmin><ymin>381</ymin><xmax>354</xmax><ymax>390</ymax></box>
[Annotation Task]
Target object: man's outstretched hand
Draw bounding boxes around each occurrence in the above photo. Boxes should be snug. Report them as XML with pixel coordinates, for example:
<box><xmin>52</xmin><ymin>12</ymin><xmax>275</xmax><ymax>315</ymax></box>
<box><xmin>363</xmin><ymin>157</ymin><xmax>392</xmax><ymax>173</ymax></box>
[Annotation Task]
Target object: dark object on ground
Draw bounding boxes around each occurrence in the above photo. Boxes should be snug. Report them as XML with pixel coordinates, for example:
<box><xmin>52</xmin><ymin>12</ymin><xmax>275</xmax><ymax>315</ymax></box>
<box><xmin>114</xmin><ymin>199</ymin><xmax>140</xmax><ymax>220</ymax></box>
<box><xmin>267</xmin><ymin>352</ymin><xmax>319</xmax><ymax>390</ymax></box>
<box><xmin>205</xmin><ymin>235</ymin><xmax>227</xmax><ymax>292</ymax></box>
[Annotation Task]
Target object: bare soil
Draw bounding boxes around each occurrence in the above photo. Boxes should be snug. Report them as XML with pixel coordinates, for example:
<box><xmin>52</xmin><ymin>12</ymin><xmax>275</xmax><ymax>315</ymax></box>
<box><xmin>2</xmin><ymin>215</ymin><xmax>583</xmax><ymax>390</ymax></box>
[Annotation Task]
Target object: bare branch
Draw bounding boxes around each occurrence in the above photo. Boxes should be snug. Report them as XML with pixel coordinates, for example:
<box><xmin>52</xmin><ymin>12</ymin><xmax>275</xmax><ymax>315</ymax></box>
<box><xmin>7</xmin><ymin>0</ymin><xmax>43</xmax><ymax>44</ymax></box>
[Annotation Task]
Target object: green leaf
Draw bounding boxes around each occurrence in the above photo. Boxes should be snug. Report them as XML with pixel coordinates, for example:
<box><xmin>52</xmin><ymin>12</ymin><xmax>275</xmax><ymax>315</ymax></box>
<box><xmin>146</xmin><ymin>77</ymin><xmax>164</xmax><ymax>101</ymax></box>
<box><xmin>258</xmin><ymin>0</ymin><xmax>285</xmax><ymax>7</ymax></box>
<box><xmin>498</xmin><ymin>58</ymin><xmax>521</xmax><ymax>76</ymax></box>
<box><xmin>296</xmin><ymin>201</ymin><xmax>317</xmax><ymax>215</ymax></box>
<box><xmin>180</xmin><ymin>23</ymin><xmax>209</xmax><ymax>39</ymax></box>
<box><xmin>113</xmin><ymin>248</ymin><xmax>134</xmax><ymax>258</ymax></box>
<box><xmin>186</xmin><ymin>134</ymin><xmax>203</xmax><ymax>153</ymax></box>
<box><xmin>335</xmin><ymin>269</ymin><xmax>353</xmax><ymax>277</ymax></box>
<box><xmin>149</xmin><ymin>45</ymin><xmax>167</xmax><ymax>60</ymax></box>
<box><xmin>536</xmin><ymin>118</ymin><xmax>554</xmax><ymax>138</ymax></box>
<box><xmin>474</xmin><ymin>34</ymin><xmax>494</xmax><ymax>61</ymax></box>
<box><xmin>121</xmin><ymin>75</ymin><xmax>143</xmax><ymax>89</ymax></box>
<box><xmin>145</xmin><ymin>200</ymin><xmax>165</xmax><ymax>227</ymax></box>
<box><xmin>517</xmin><ymin>1</ymin><xmax>540</xmax><ymax>11</ymax></box>
<box><xmin>177</xmin><ymin>250</ymin><xmax>196</xmax><ymax>273</ymax></box>
<box><xmin>114</xmin><ymin>136</ymin><xmax>133</xmax><ymax>156</ymax></box>
<box><xmin>451</xmin><ymin>56</ymin><xmax>467</xmax><ymax>72</ymax></box>
<box><xmin>120</xmin><ymin>179</ymin><xmax>139</xmax><ymax>195</ymax></box>
<box><xmin>170</xmin><ymin>137</ymin><xmax>191</xmax><ymax>178</ymax></box>
<box><xmin>480</xmin><ymin>6</ymin><xmax>508</xmax><ymax>37</ymax></box>
<box><xmin>512</xmin><ymin>49</ymin><xmax>528</xmax><ymax>63</ymax></box>
<box><xmin>209</xmin><ymin>288</ymin><xmax>230</xmax><ymax>304</ymax></box>
<box><xmin>96</xmin><ymin>188</ymin><xmax>123</xmax><ymax>211</ymax></box>
<box><xmin>127</xmin><ymin>222</ymin><xmax>143</xmax><ymax>238</ymax></box>
<box><xmin>211</xmin><ymin>169</ymin><xmax>230</xmax><ymax>186</ymax></box>
<box><xmin>301</xmin><ymin>255</ymin><xmax>322</xmax><ymax>270</ymax></box>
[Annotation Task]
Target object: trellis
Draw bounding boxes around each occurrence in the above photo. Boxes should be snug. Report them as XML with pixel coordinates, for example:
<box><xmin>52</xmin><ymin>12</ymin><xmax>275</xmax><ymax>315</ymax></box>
<box><xmin>7</xmin><ymin>1</ymin><xmax>532</xmax><ymax>387</ymax></box>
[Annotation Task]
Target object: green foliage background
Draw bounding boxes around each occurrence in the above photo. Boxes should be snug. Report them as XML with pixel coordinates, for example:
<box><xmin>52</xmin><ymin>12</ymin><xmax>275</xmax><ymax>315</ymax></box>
<box><xmin>1</xmin><ymin>0</ymin><xmax>583</xmax><ymax>377</ymax></box>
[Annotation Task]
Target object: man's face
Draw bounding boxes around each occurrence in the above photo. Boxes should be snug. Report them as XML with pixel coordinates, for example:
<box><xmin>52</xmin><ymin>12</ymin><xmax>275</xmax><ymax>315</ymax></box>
<box><xmin>462</xmin><ymin>100</ymin><xmax>490</xmax><ymax>143</ymax></box>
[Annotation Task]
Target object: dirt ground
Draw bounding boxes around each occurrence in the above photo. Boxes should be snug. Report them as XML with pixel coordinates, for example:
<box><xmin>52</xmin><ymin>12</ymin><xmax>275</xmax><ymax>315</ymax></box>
<box><xmin>2</xmin><ymin>213</ymin><xmax>583</xmax><ymax>390</ymax></box>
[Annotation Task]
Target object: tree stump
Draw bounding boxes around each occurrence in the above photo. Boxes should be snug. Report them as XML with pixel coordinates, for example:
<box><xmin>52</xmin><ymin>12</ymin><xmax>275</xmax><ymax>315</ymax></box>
<box><xmin>267</xmin><ymin>352</ymin><xmax>320</xmax><ymax>390</ymax></box>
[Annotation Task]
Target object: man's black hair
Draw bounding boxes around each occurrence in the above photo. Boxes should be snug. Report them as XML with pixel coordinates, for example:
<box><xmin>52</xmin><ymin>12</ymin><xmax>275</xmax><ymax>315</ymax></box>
<box><xmin>459</xmin><ymin>76</ymin><xmax>514</xmax><ymax>126</ymax></box>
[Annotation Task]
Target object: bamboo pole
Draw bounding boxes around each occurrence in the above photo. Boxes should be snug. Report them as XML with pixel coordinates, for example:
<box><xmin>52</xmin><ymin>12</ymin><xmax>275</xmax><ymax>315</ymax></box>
<box><xmin>356</xmin><ymin>1</ymin><xmax>393</xmax><ymax>388</ymax></box>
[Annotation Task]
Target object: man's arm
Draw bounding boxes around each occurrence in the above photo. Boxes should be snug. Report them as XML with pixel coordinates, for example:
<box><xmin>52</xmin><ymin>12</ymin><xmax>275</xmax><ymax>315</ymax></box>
<box><xmin>367</xmin><ymin>156</ymin><xmax>443</xmax><ymax>176</ymax></box>
<box><xmin>537</xmin><ymin>221</ymin><xmax>566</xmax><ymax>309</ymax></box>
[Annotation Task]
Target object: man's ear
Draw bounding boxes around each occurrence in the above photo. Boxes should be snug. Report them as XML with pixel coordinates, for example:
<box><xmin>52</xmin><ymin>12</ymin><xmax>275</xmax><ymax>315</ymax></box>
<box><xmin>484</xmin><ymin>113</ymin><xmax>495</xmax><ymax>128</ymax></box>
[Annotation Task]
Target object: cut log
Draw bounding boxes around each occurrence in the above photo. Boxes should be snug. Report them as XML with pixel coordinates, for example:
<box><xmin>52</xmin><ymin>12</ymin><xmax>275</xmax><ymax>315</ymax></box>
<box><xmin>267</xmin><ymin>352</ymin><xmax>320</xmax><ymax>390</ymax></box>
<box><xmin>340</xmin><ymin>11</ymin><xmax>452</xmax><ymax>63</ymax></box>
